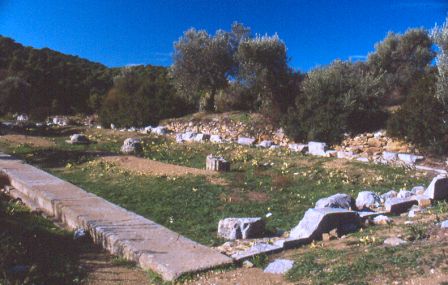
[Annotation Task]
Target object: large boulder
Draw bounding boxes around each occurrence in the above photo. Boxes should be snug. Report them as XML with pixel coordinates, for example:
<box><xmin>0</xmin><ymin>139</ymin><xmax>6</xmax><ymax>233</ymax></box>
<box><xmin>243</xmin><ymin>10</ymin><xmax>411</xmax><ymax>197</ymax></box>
<box><xmin>218</xmin><ymin>217</ymin><xmax>265</xmax><ymax>240</ymax></box>
<box><xmin>308</xmin><ymin>141</ymin><xmax>327</xmax><ymax>156</ymax></box>
<box><xmin>355</xmin><ymin>191</ymin><xmax>381</xmax><ymax>210</ymax></box>
<box><xmin>424</xmin><ymin>175</ymin><xmax>448</xmax><ymax>200</ymax></box>
<box><xmin>290</xmin><ymin>208</ymin><xmax>361</xmax><ymax>240</ymax></box>
<box><xmin>315</xmin><ymin>193</ymin><xmax>355</xmax><ymax>210</ymax></box>
<box><xmin>68</xmin><ymin>134</ymin><xmax>90</xmax><ymax>144</ymax></box>
<box><xmin>121</xmin><ymin>138</ymin><xmax>143</xmax><ymax>154</ymax></box>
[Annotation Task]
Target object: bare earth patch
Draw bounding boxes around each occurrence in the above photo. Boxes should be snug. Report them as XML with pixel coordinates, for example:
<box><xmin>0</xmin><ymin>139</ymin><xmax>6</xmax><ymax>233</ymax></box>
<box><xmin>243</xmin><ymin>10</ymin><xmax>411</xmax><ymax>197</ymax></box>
<box><xmin>100</xmin><ymin>155</ymin><xmax>216</xmax><ymax>177</ymax></box>
<box><xmin>184</xmin><ymin>267</ymin><xmax>292</xmax><ymax>285</ymax></box>
<box><xmin>0</xmin><ymin>134</ymin><xmax>55</xmax><ymax>148</ymax></box>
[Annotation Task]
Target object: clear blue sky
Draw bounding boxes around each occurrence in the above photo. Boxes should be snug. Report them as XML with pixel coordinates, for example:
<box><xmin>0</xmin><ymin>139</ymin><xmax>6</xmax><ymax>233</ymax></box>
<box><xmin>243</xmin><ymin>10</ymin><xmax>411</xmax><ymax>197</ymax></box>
<box><xmin>0</xmin><ymin>0</ymin><xmax>446</xmax><ymax>71</ymax></box>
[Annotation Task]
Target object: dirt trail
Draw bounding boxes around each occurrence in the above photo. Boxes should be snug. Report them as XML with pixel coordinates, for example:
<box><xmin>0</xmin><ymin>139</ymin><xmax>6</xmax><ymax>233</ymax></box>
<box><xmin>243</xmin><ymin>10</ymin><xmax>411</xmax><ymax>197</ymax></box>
<box><xmin>0</xmin><ymin>134</ymin><xmax>55</xmax><ymax>148</ymax></box>
<box><xmin>100</xmin><ymin>155</ymin><xmax>216</xmax><ymax>177</ymax></box>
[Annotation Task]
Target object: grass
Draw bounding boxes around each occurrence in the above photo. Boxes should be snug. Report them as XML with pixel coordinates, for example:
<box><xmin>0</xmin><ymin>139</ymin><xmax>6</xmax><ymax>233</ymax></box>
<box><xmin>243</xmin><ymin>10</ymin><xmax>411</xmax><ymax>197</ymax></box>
<box><xmin>287</xmin><ymin>244</ymin><xmax>446</xmax><ymax>284</ymax></box>
<box><xmin>0</xmin><ymin>125</ymin><xmax>428</xmax><ymax>246</ymax></box>
<box><xmin>0</xmin><ymin>192</ymin><xmax>85</xmax><ymax>285</ymax></box>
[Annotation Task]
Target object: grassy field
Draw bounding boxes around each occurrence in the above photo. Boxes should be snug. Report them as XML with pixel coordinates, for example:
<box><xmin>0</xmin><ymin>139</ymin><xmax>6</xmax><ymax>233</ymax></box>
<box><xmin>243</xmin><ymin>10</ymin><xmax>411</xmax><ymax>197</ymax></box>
<box><xmin>0</xmin><ymin>124</ymin><xmax>428</xmax><ymax>246</ymax></box>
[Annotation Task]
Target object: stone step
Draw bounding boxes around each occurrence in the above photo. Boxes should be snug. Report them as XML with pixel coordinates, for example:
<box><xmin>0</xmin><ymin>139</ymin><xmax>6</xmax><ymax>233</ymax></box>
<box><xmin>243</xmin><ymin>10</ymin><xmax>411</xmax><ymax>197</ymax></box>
<box><xmin>0</xmin><ymin>154</ymin><xmax>232</xmax><ymax>281</ymax></box>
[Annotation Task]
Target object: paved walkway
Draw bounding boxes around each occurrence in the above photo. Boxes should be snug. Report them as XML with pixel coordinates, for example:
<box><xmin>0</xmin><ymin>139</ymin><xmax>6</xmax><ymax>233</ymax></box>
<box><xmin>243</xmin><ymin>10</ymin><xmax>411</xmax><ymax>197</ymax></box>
<box><xmin>0</xmin><ymin>153</ymin><xmax>232</xmax><ymax>280</ymax></box>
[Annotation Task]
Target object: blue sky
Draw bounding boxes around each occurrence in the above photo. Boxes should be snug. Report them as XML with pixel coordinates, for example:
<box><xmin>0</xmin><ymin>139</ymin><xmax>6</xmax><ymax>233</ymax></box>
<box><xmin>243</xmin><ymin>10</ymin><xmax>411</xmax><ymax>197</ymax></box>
<box><xmin>0</xmin><ymin>0</ymin><xmax>446</xmax><ymax>71</ymax></box>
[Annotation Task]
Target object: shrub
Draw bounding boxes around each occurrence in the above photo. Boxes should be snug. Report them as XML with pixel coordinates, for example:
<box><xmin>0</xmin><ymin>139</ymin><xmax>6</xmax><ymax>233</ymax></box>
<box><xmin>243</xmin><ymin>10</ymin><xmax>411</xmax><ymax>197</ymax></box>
<box><xmin>283</xmin><ymin>61</ymin><xmax>386</xmax><ymax>145</ymax></box>
<box><xmin>387</xmin><ymin>73</ymin><xmax>448</xmax><ymax>154</ymax></box>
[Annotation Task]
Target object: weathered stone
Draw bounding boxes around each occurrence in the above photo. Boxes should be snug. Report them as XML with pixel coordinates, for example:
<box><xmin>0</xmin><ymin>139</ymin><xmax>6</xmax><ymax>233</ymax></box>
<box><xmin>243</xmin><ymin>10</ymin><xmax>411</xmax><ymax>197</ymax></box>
<box><xmin>237</xmin><ymin>137</ymin><xmax>256</xmax><ymax>146</ymax></box>
<box><xmin>210</xmin><ymin>135</ymin><xmax>223</xmax><ymax>143</ymax></box>
<box><xmin>325</xmin><ymin>150</ymin><xmax>337</xmax><ymax>157</ymax></box>
<box><xmin>356</xmin><ymin>157</ymin><xmax>369</xmax><ymax>163</ymax></box>
<box><xmin>373</xmin><ymin>215</ymin><xmax>391</xmax><ymax>225</ymax></box>
<box><xmin>384</xmin><ymin>237</ymin><xmax>407</xmax><ymax>246</ymax></box>
<box><xmin>68</xmin><ymin>134</ymin><xmax>90</xmax><ymax>144</ymax></box>
<box><xmin>175</xmin><ymin>134</ymin><xmax>184</xmax><ymax>143</ymax></box>
<box><xmin>315</xmin><ymin>193</ymin><xmax>355</xmax><ymax>210</ymax></box>
<box><xmin>440</xmin><ymin>220</ymin><xmax>448</xmax><ymax>229</ymax></box>
<box><xmin>412</xmin><ymin>195</ymin><xmax>432</xmax><ymax>208</ymax></box>
<box><xmin>152</xmin><ymin>126</ymin><xmax>168</xmax><ymax>135</ymax></box>
<box><xmin>308</xmin><ymin>141</ymin><xmax>327</xmax><ymax>156</ymax></box>
<box><xmin>380</xmin><ymin>190</ymin><xmax>398</xmax><ymax>202</ymax></box>
<box><xmin>217</xmin><ymin>217</ymin><xmax>265</xmax><ymax>240</ymax></box>
<box><xmin>181</xmin><ymin>132</ymin><xmax>198</xmax><ymax>142</ymax></box>
<box><xmin>110</xmin><ymin>123</ymin><xmax>116</xmax><ymax>130</ymax></box>
<box><xmin>288</xmin><ymin>143</ymin><xmax>308</xmax><ymax>153</ymax></box>
<box><xmin>337</xmin><ymin>151</ymin><xmax>355</xmax><ymax>159</ymax></box>
<box><xmin>257</xmin><ymin>140</ymin><xmax>273</xmax><ymax>148</ymax></box>
<box><xmin>272</xmin><ymin>237</ymin><xmax>309</xmax><ymax>249</ymax></box>
<box><xmin>193</xmin><ymin>133</ymin><xmax>210</xmax><ymax>142</ymax></box>
<box><xmin>121</xmin><ymin>138</ymin><xmax>143</xmax><ymax>154</ymax></box>
<box><xmin>385</xmin><ymin>197</ymin><xmax>417</xmax><ymax>214</ymax></box>
<box><xmin>52</xmin><ymin>116</ymin><xmax>69</xmax><ymax>126</ymax></box>
<box><xmin>289</xmin><ymin>208</ymin><xmax>360</xmax><ymax>240</ymax></box>
<box><xmin>263</xmin><ymin>259</ymin><xmax>294</xmax><ymax>275</ymax></box>
<box><xmin>16</xmin><ymin>114</ymin><xmax>29</xmax><ymax>121</ymax></box>
<box><xmin>397</xmin><ymin>153</ymin><xmax>424</xmax><ymax>166</ymax></box>
<box><xmin>206</xmin><ymin>155</ymin><xmax>230</xmax><ymax>172</ymax></box>
<box><xmin>242</xmin><ymin>260</ymin><xmax>254</xmax><ymax>268</ymax></box>
<box><xmin>231</xmin><ymin>242</ymin><xmax>282</xmax><ymax>261</ymax></box>
<box><xmin>411</xmin><ymin>186</ymin><xmax>425</xmax><ymax>195</ymax></box>
<box><xmin>355</xmin><ymin>191</ymin><xmax>381</xmax><ymax>210</ymax></box>
<box><xmin>424</xmin><ymin>175</ymin><xmax>448</xmax><ymax>200</ymax></box>
<box><xmin>397</xmin><ymin>190</ymin><xmax>414</xmax><ymax>199</ymax></box>
<box><xmin>382</xmin><ymin>151</ymin><xmax>398</xmax><ymax>162</ymax></box>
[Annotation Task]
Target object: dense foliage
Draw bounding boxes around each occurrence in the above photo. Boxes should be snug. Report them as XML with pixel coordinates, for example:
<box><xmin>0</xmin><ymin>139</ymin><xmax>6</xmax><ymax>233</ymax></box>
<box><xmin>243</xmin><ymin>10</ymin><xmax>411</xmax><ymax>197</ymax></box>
<box><xmin>0</xmin><ymin>36</ymin><xmax>113</xmax><ymax>118</ymax></box>
<box><xmin>283</xmin><ymin>61</ymin><xmax>387</xmax><ymax>144</ymax></box>
<box><xmin>99</xmin><ymin>65</ymin><xmax>193</xmax><ymax>128</ymax></box>
<box><xmin>432</xmin><ymin>17</ymin><xmax>448</xmax><ymax>104</ymax></box>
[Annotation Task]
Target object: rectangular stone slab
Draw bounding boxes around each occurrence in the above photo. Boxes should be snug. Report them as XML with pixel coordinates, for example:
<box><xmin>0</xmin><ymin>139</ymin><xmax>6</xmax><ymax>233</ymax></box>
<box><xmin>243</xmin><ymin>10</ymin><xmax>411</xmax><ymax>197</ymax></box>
<box><xmin>0</xmin><ymin>154</ymin><xmax>232</xmax><ymax>280</ymax></box>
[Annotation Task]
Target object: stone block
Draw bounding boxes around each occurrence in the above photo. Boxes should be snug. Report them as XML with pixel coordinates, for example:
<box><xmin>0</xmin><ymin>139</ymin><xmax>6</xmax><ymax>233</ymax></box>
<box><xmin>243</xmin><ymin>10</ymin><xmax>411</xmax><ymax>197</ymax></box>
<box><xmin>288</xmin><ymin>143</ymin><xmax>308</xmax><ymax>153</ymax></box>
<box><xmin>264</xmin><ymin>259</ymin><xmax>294</xmax><ymax>274</ymax></box>
<box><xmin>210</xmin><ymin>135</ymin><xmax>223</xmax><ymax>143</ymax></box>
<box><xmin>257</xmin><ymin>140</ymin><xmax>273</xmax><ymax>148</ymax></box>
<box><xmin>237</xmin><ymin>137</ymin><xmax>256</xmax><ymax>146</ymax></box>
<box><xmin>308</xmin><ymin>141</ymin><xmax>327</xmax><ymax>156</ymax></box>
<box><xmin>290</xmin><ymin>208</ymin><xmax>360</xmax><ymax>240</ymax></box>
<box><xmin>193</xmin><ymin>133</ymin><xmax>210</xmax><ymax>142</ymax></box>
<box><xmin>382</xmin><ymin>151</ymin><xmax>398</xmax><ymax>162</ymax></box>
<box><xmin>217</xmin><ymin>217</ymin><xmax>265</xmax><ymax>240</ymax></box>
<box><xmin>231</xmin><ymin>243</ymin><xmax>282</xmax><ymax>261</ymax></box>
<box><xmin>424</xmin><ymin>175</ymin><xmax>448</xmax><ymax>200</ymax></box>
<box><xmin>385</xmin><ymin>197</ymin><xmax>417</xmax><ymax>214</ymax></box>
<box><xmin>121</xmin><ymin>138</ymin><xmax>143</xmax><ymax>154</ymax></box>
<box><xmin>384</xmin><ymin>237</ymin><xmax>407</xmax><ymax>246</ymax></box>
<box><xmin>206</xmin><ymin>155</ymin><xmax>230</xmax><ymax>172</ymax></box>
<box><xmin>68</xmin><ymin>134</ymin><xmax>90</xmax><ymax>144</ymax></box>
<box><xmin>397</xmin><ymin>153</ymin><xmax>424</xmax><ymax>166</ymax></box>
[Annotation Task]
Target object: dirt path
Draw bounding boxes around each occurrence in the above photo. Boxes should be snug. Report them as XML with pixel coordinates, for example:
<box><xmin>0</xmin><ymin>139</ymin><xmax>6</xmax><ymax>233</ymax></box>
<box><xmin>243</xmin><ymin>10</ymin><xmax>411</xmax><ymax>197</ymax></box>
<box><xmin>100</xmin><ymin>155</ymin><xmax>216</xmax><ymax>177</ymax></box>
<box><xmin>0</xmin><ymin>134</ymin><xmax>55</xmax><ymax>148</ymax></box>
<box><xmin>184</xmin><ymin>268</ymin><xmax>292</xmax><ymax>285</ymax></box>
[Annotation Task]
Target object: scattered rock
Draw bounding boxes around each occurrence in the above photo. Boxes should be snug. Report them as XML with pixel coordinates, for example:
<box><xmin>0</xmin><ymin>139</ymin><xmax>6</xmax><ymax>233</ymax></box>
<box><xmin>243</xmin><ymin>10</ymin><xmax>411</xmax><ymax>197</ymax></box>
<box><xmin>257</xmin><ymin>140</ymin><xmax>273</xmax><ymax>148</ymax></box>
<box><xmin>355</xmin><ymin>191</ymin><xmax>381</xmax><ymax>210</ymax></box>
<box><xmin>193</xmin><ymin>133</ymin><xmax>210</xmax><ymax>142</ymax></box>
<box><xmin>308</xmin><ymin>141</ymin><xmax>327</xmax><ymax>156</ymax></box>
<box><xmin>288</xmin><ymin>143</ymin><xmax>308</xmax><ymax>153</ymax></box>
<box><xmin>315</xmin><ymin>193</ymin><xmax>355</xmax><ymax>210</ymax></box>
<box><xmin>289</xmin><ymin>208</ymin><xmax>360</xmax><ymax>240</ymax></box>
<box><xmin>380</xmin><ymin>190</ymin><xmax>398</xmax><ymax>203</ymax></box>
<box><xmin>385</xmin><ymin>197</ymin><xmax>418</xmax><ymax>214</ymax></box>
<box><xmin>384</xmin><ymin>237</ymin><xmax>408</xmax><ymax>246</ymax></box>
<box><xmin>217</xmin><ymin>217</ymin><xmax>265</xmax><ymax>240</ymax></box>
<box><xmin>210</xmin><ymin>135</ymin><xmax>223</xmax><ymax>143</ymax></box>
<box><xmin>382</xmin><ymin>151</ymin><xmax>399</xmax><ymax>162</ymax></box>
<box><xmin>16</xmin><ymin>114</ymin><xmax>29</xmax><ymax>121</ymax></box>
<box><xmin>68</xmin><ymin>134</ymin><xmax>90</xmax><ymax>144</ymax></box>
<box><xmin>237</xmin><ymin>137</ymin><xmax>256</xmax><ymax>146</ymax></box>
<box><xmin>206</xmin><ymin>155</ymin><xmax>230</xmax><ymax>172</ymax></box>
<box><xmin>397</xmin><ymin>153</ymin><xmax>424</xmax><ymax>166</ymax></box>
<box><xmin>121</xmin><ymin>138</ymin><xmax>143</xmax><ymax>154</ymax></box>
<box><xmin>231</xmin><ymin>242</ymin><xmax>282</xmax><ymax>261</ymax></box>
<box><xmin>424</xmin><ymin>175</ymin><xmax>448</xmax><ymax>200</ymax></box>
<box><xmin>337</xmin><ymin>151</ymin><xmax>355</xmax><ymax>159</ymax></box>
<box><xmin>152</xmin><ymin>126</ymin><xmax>168</xmax><ymax>135</ymax></box>
<box><xmin>263</xmin><ymin>259</ymin><xmax>294</xmax><ymax>275</ymax></box>
<box><xmin>397</xmin><ymin>190</ymin><xmax>414</xmax><ymax>199</ymax></box>
<box><xmin>440</xmin><ymin>220</ymin><xmax>448</xmax><ymax>229</ymax></box>
<box><xmin>74</xmin><ymin>228</ymin><xmax>87</xmax><ymax>240</ymax></box>
<box><xmin>411</xmin><ymin>186</ymin><xmax>425</xmax><ymax>195</ymax></box>
<box><xmin>373</xmin><ymin>215</ymin><xmax>391</xmax><ymax>225</ymax></box>
<box><xmin>412</xmin><ymin>195</ymin><xmax>432</xmax><ymax>208</ymax></box>
<box><xmin>242</xmin><ymin>260</ymin><xmax>254</xmax><ymax>268</ymax></box>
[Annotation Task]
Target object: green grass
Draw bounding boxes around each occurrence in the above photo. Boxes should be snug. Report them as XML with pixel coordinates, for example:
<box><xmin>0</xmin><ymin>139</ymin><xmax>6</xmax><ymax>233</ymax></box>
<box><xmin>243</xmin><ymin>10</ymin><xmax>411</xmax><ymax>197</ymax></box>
<box><xmin>287</xmin><ymin>244</ymin><xmax>445</xmax><ymax>284</ymax></box>
<box><xmin>0</xmin><ymin>125</ymin><xmax>429</xmax><ymax>246</ymax></box>
<box><xmin>0</xmin><ymin>193</ymin><xmax>85</xmax><ymax>285</ymax></box>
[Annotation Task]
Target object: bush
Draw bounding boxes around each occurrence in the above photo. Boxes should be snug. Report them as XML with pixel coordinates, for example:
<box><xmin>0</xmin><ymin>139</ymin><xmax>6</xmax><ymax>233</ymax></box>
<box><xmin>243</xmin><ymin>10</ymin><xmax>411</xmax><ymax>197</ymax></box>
<box><xmin>214</xmin><ymin>84</ymin><xmax>253</xmax><ymax>112</ymax></box>
<box><xmin>283</xmin><ymin>61</ymin><xmax>387</xmax><ymax>145</ymax></box>
<box><xmin>387</xmin><ymin>73</ymin><xmax>448</xmax><ymax>154</ymax></box>
<box><xmin>99</xmin><ymin>66</ymin><xmax>193</xmax><ymax>128</ymax></box>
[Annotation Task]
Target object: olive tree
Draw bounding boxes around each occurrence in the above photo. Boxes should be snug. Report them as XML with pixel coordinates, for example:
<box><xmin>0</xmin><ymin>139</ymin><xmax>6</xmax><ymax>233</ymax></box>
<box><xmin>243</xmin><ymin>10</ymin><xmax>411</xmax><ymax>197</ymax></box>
<box><xmin>432</xmin><ymin>16</ymin><xmax>448</xmax><ymax>104</ymax></box>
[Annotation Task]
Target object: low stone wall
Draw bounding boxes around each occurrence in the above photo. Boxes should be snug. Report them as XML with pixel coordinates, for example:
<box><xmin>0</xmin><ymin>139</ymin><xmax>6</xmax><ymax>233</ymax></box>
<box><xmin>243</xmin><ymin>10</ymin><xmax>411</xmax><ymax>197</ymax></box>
<box><xmin>0</xmin><ymin>153</ymin><xmax>232</xmax><ymax>281</ymax></box>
